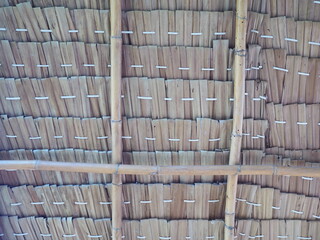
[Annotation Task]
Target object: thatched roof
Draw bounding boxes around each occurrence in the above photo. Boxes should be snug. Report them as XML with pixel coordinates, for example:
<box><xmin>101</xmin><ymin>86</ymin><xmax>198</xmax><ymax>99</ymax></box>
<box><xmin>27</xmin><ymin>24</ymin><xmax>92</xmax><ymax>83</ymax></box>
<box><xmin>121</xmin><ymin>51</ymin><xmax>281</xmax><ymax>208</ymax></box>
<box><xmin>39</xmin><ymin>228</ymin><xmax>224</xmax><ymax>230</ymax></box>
<box><xmin>0</xmin><ymin>0</ymin><xmax>320</xmax><ymax>239</ymax></box>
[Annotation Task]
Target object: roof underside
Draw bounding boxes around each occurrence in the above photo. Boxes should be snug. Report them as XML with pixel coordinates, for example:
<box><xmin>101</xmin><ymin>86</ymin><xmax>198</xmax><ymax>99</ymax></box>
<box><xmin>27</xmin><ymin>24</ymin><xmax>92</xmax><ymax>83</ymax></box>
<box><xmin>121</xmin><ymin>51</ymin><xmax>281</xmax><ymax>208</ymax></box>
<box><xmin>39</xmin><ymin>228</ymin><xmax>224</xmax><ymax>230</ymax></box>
<box><xmin>0</xmin><ymin>0</ymin><xmax>320</xmax><ymax>239</ymax></box>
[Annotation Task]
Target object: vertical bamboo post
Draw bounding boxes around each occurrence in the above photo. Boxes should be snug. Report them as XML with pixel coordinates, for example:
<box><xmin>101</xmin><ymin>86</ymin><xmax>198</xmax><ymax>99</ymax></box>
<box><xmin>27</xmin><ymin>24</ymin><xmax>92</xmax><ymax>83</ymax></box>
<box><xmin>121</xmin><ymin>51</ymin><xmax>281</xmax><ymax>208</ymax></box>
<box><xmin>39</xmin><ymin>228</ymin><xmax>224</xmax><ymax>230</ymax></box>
<box><xmin>224</xmin><ymin>1</ymin><xmax>247</xmax><ymax>240</ymax></box>
<box><xmin>110</xmin><ymin>1</ymin><xmax>122</xmax><ymax>240</ymax></box>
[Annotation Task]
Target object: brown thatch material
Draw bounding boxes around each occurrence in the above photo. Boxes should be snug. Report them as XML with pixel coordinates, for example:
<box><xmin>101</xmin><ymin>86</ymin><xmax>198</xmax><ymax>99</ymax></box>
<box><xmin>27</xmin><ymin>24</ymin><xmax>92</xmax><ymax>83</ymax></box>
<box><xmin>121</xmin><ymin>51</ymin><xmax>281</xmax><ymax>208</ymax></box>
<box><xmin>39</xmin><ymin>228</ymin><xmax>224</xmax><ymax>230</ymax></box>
<box><xmin>1</xmin><ymin>0</ymin><xmax>320</xmax><ymax>239</ymax></box>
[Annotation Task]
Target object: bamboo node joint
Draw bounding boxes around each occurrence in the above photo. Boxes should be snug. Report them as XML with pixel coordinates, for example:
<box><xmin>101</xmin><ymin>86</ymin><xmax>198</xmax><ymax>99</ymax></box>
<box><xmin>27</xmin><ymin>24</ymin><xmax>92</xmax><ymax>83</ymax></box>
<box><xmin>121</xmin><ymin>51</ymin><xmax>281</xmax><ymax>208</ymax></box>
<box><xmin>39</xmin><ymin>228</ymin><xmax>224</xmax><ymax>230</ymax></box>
<box><xmin>114</xmin><ymin>164</ymin><xmax>120</xmax><ymax>175</ymax></box>
<box><xmin>232</xmin><ymin>133</ymin><xmax>242</xmax><ymax>137</ymax></box>
<box><xmin>224</xmin><ymin>224</ymin><xmax>235</xmax><ymax>230</ymax></box>
<box><xmin>225</xmin><ymin>212</ymin><xmax>235</xmax><ymax>215</ymax></box>
<box><xmin>234</xmin><ymin>49</ymin><xmax>246</xmax><ymax>57</ymax></box>
<box><xmin>236</xmin><ymin>15</ymin><xmax>247</xmax><ymax>20</ymax></box>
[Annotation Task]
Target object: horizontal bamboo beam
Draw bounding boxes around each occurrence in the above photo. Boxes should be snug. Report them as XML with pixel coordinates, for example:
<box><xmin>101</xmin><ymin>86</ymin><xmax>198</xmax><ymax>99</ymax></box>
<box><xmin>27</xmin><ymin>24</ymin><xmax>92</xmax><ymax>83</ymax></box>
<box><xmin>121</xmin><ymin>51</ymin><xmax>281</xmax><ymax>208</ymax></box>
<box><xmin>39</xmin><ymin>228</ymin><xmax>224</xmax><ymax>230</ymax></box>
<box><xmin>0</xmin><ymin>160</ymin><xmax>319</xmax><ymax>177</ymax></box>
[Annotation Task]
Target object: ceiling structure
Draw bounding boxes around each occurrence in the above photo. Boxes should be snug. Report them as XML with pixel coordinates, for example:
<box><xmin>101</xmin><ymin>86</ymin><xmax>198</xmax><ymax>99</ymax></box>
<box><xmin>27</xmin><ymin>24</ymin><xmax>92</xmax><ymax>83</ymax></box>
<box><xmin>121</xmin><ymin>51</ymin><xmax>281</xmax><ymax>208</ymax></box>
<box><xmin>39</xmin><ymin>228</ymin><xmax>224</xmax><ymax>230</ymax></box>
<box><xmin>0</xmin><ymin>0</ymin><xmax>320</xmax><ymax>240</ymax></box>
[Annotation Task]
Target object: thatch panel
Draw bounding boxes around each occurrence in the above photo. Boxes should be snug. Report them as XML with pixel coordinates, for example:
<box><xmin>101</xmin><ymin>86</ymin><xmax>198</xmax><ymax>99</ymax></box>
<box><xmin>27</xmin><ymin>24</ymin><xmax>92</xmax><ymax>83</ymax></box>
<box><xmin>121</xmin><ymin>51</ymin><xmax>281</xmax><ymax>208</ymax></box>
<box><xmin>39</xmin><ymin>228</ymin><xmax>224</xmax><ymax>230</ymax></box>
<box><xmin>122</xmin><ymin>44</ymin><xmax>232</xmax><ymax>80</ymax></box>
<box><xmin>265</xmin><ymin>147</ymin><xmax>320</xmax><ymax>163</ymax></box>
<box><xmin>3</xmin><ymin>0</ymin><xmax>320</xmax><ymax>22</ymax></box>
<box><xmin>1</xmin><ymin>183</ymin><xmax>319</xmax><ymax>220</ymax></box>
<box><xmin>247</xmin><ymin>16</ymin><xmax>320</xmax><ymax>57</ymax></box>
<box><xmin>259</xmin><ymin>49</ymin><xmax>320</xmax><ymax>104</ymax></box>
<box><xmin>122</xmin><ymin>11</ymin><xmax>234</xmax><ymax>47</ymax></box>
<box><xmin>0</xmin><ymin>77</ymin><xmax>267</xmax><ymax>119</ymax></box>
<box><xmin>0</xmin><ymin>41</ymin><xmax>111</xmax><ymax>78</ymax></box>
<box><xmin>0</xmin><ymin>116</ymin><xmax>268</xmax><ymax>151</ymax></box>
<box><xmin>0</xmin><ymin>77</ymin><xmax>110</xmax><ymax>118</ymax></box>
<box><xmin>266</xmin><ymin>103</ymin><xmax>320</xmax><ymax>150</ymax></box>
<box><xmin>1</xmin><ymin>217</ymin><xmax>320</xmax><ymax>240</ymax></box>
<box><xmin>0</xmin><ymin>3</ymin><xmax>110</xmax><ymax>43</ymax></box>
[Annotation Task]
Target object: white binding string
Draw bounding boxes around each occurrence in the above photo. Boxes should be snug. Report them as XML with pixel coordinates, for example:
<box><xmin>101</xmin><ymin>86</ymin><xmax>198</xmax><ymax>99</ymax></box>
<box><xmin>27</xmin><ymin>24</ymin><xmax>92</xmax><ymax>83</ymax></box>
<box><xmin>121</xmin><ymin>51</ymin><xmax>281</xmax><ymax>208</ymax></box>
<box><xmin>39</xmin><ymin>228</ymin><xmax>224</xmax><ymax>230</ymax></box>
<box><xmin>74</xmin><ymin>136</ymin><xmax>88</xmax><ymax>140</ymax></box>
<box><xmin>29</xmin><ymin>136</ymin><xmax>41</xmax><ymax>140</ymax></box>
<box><xmin>202</xmin><ymin>68</ymin><xmax>215</xmax><ymax>71</ymax></box>
<box><xmin>145</xmin><ymin>137</ymin><xmax>156</xmax><ymax>141</ymax></box>
<box><xmin>291</xmin><ymin>210</ymin><xmax>303</xmax><ymax>214</ymax></box>
<box><xmin>168</xmin><ymin>138</ymin><xmax>180</xmax><ymax>142</ymax></box>
<box><xmin>40</xmin><ymin>29</ymin><xmax>52</xmax><ymax>33</ymax></box>
<box><xmin>302</xmin><ymin>176</ymin><xmax>313</xmax><ymax>181</ymax></box>
<box><xmin>35</xmin><ymin>96</ymin><xmax>49</xmax><ymax>100</ymax></box>
<box><xmin>191</xmin><ymin>32</ymin><xmax>202</xmax><ymax>36</ymax></box>
<box><xmin>61</xmin><ymin>95</ymin><xmax>76</xmax><ymax>99</ymax></box>
<box><xmin>13</xmin><ymin>233</ymin><xmax>28</xmax><ymax>236</ymax></box>
<box><xmin>209</xmin><ymin>138</ymin><xmax>220</xmax><ymax>142</ymax></box>
<box><xmin>10</xmin><ymin>202</ymin><xmax>22</xmax><ymax>206</ymax></box>
<box><xmin>308</xmin><ymin>41</ymin><xmax>320</xmax><ymax>46</ymax></box>
<box><xmin>88</xmin><ymin>235</ymin><xmax>103</xmax><ymax>238</ymax></box>
<box><xmin>16</xmin><ymin>28</ymin><xmax>28</xmax><ymax>32</ymax></box>
<box><xmin>206</xmin><ymin>98</ymin><xmax>217</xmax><ymax>101</ymax></box>
<box><xmin>261</xmin><ymin>35</ymin><xmax>273</xmax><ymax>39</ymax></box>
<box><xmin>12</xmin><ymin>64</ymin><xmax>24</xmax><ymax>67</ymax></box>
<box><xmin>131</xmin><ymin>65</ymin><xmax>143</xmax><ymax>68</ymax></box>
<box><xmin>6</xmin><ymin>97</ymin><xmax>20</xmax><ymax>101</ymax></box>
<box><xmin>181</xmin><ymin>98</ymin><xmax>194</xmax><ymax>101</ymax></box>
<box><xmin>214</xmin><ymin>32</ymin><xmax>226</xmax><ymax>35</ymax></box>
<box><xmin>31</xmin><ymin>202</ymin><xmax>44</xmax><ymax>205</ymax></box>
<box><xmin>97</xmin><ymin>136</ymin><xmax>108</xmax><ymax>139</ymax></box>
<box><xmin>40</xmin><ymin>234</ymin><xmax>52</xmax><ymax>237</ymax></box>
<box><xmin>284</xmin><ymin>37</ymin><xmax>298</xmax><ymax>42</ymax></box>
<box><xmin>6</xmin><ymin>135</ymin><xmax>17</xmax><ymax>138</ymax></box>
<box><xmin>143</xmin><ymin>31</ymin><xmax>155</xmax><ymax>34</ymax></box>
<box><xmin>275</xmin><ymin>120</ymin><xmax>286</xmax><ymax>124</ymax></box>
<box><xmin>75</xmin><ymin>201</ymin><xmax>88</xmax><ymax>205</ymax></box>
<box><xmin>273</xmin><ymin>66</ymin><xmax>288</xmax><ymax>72</ymax></box>
<box><xmin>63</xmin><ymin>234</ymin><xmax>77</xmax><ymax>238</ymax></box>
<box><xmin>298</xmin><ymin>72</ymin><xmax>310</xmax><ymax>76</ymax></box>
<box><xmin>137</xmin><ymin>96</ymin><xmax>152</xmax><ymax>100</ymax></box>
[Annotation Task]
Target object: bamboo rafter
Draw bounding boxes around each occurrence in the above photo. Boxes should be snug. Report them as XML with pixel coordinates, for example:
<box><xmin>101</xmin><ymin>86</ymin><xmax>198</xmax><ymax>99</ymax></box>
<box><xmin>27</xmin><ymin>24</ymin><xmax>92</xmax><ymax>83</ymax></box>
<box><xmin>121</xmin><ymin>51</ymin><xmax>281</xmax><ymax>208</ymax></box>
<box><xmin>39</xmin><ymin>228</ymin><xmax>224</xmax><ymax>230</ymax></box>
<box><xmin>225</xmin><ymin>1</ymin><xmax>248</xmax><ymax>240</ymax></box>
<box><xmin>110</xmin><ymin>0</ymin><xmax>123</xmax><ymax>240</ymax></box>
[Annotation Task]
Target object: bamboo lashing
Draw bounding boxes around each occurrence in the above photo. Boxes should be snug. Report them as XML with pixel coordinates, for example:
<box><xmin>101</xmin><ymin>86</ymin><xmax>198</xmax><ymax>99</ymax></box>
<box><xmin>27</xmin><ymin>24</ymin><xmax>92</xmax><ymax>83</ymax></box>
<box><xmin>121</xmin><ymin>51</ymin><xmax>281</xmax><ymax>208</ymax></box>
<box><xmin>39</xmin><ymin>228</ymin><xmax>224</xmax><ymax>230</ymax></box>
<box><xmin>110</xmin><ymin>0</ymin><xmax>123</xmax><ymax>240</ymax></box>
<box><xmin>0</xmin><ymin>160</ymin><xmax>320</xmax><ymax>177</ymax></box>
<box><xmin>225</xmin><ymin>1</ymin><xmax>248</xmax><ymax>240</ymax></box>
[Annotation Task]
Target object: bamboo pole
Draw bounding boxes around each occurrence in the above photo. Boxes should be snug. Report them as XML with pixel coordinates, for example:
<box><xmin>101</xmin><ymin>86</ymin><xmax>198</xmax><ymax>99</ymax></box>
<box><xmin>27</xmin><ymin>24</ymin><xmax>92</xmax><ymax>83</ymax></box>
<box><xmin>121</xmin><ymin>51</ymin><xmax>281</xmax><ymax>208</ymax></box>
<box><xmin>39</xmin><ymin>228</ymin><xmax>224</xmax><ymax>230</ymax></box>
<box><xmin>225</xmin><ymin>1</ymin><xmax>248</xmax><ymax>240</ymax></box>
<box><xmin>0</xmin><ymin>160</ymin><xmax>320</xmax><ymax>177</ymax></box>
<box><xmin>110</xmin><ymin>0</ymin><xmax>122</xmax><ymax>240</ymax></box>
